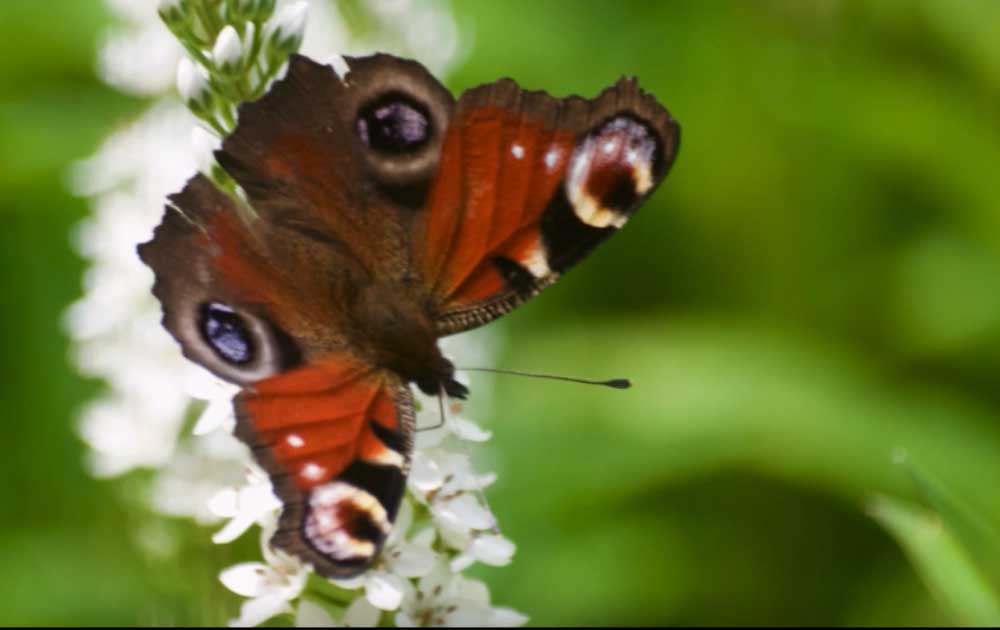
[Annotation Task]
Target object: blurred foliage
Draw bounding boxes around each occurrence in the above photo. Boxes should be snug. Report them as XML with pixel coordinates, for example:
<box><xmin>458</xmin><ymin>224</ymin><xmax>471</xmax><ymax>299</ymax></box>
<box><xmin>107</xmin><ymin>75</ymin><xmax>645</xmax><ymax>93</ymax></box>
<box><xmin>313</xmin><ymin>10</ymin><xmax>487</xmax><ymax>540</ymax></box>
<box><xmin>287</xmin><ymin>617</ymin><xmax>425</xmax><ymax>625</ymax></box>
<box><xmin>1</xmin><ymin>0</ymin><xmax>999</xmax><ymax>626</ymax></box>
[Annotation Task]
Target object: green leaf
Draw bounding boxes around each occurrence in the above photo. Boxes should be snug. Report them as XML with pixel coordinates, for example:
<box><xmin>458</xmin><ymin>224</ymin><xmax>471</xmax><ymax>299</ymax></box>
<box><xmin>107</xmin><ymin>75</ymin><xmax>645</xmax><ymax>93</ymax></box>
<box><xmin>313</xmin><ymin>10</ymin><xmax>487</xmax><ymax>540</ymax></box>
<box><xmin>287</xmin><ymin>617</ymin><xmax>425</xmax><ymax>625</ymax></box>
<box><xmin>897</xmin><ymin>453</ymin><xmax>1000</xmax><ymax>594</ymax></box>
<box><xmin>869</xmin><ymin>495</ymin><xmax>1000</xmax><ymax>627</ymax></box>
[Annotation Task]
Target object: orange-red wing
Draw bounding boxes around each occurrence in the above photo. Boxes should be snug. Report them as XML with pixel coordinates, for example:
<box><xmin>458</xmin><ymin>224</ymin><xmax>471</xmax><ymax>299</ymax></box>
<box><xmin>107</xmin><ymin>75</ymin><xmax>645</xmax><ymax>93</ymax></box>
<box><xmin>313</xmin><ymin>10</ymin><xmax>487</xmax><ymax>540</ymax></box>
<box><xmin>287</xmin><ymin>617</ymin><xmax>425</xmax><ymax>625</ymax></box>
<box><xmin>417</xmin><ymin>78</ymin><xmax>679</xmax><ymax>334</ymax></box>
<box><xmin>234</xmin><ymin>358</ymin><xmax>415</xmax><ymax>578</ymax></box>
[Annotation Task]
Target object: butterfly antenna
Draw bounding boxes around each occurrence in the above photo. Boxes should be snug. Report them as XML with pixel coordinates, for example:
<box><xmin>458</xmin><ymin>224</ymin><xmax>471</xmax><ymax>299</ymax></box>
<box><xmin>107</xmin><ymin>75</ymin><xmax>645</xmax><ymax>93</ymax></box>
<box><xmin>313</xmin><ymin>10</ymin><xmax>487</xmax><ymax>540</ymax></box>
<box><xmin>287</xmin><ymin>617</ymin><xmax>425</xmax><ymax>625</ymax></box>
<box><xmin>459</xmin><ymin>367</ymin><xmax>631</xmax><ymax>389</ymax></box>
<box><xmin>437</xmin><ymin>382</ymin><xmax>502</xmax><ymax>536</ymax></box>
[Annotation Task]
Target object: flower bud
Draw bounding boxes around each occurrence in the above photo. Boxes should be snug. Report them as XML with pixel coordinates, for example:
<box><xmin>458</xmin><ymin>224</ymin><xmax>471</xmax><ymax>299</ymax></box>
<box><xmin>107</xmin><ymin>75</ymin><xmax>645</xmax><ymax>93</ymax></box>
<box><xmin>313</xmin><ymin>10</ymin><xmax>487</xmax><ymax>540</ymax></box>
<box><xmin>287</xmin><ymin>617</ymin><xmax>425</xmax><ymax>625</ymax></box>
<box><xmin>177</xmin><ymin>58</ymin><xmax>213</xmax><ymax>115</ymax></box>
<box><xmin>242</xmin><ymin>21</ymin><xmax>256</xmax><ymax>65</ymax></box>
<box><xmin>157</xmin><ymin>0</ymin><xmax>189</xmax><ymax>28</ymax></box>
<box><xmin>251</xmin><ymin>0</ymin><xmax>276</xmax><ymax>22</ymax></box>
<box><xmin>266</xmin><ymin>1</ymin><xmax>307</xmax><ymax>56</ymax></box>
<box><xmin>225</xmin><ymin>0</ymin><xmax>255</xmax><ymax>18</ymax></box>
<box><xmin>212</xmin><ymin>25</ymin><xmax>244</xmax><ymax>75</ymax></box>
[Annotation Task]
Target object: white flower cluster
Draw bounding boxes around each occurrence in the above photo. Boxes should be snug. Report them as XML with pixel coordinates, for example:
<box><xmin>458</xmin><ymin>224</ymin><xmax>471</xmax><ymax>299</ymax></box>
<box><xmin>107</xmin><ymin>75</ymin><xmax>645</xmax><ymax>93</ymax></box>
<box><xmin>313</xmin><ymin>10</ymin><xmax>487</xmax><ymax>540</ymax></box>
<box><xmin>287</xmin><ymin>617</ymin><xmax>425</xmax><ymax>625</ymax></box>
<box><xmin>211</xmin><ymin>400</ymin><xmax>524</xmax><ymax>627</ymax></box>
<box><xmin>67</xmin><ymin>0</ymin><xmax>524</xmax><ymax>626</ymax></box>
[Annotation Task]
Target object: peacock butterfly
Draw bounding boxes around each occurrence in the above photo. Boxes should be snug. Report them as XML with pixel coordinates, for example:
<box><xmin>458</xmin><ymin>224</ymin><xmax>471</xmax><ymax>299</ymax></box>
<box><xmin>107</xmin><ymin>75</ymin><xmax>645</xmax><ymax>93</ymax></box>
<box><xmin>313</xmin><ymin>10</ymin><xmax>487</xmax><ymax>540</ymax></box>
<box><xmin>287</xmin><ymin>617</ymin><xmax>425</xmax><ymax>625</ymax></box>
<box><xmin>138</xmin><ymin>53</ymin><xmax>679</xmax><ymax>577</ymax></box>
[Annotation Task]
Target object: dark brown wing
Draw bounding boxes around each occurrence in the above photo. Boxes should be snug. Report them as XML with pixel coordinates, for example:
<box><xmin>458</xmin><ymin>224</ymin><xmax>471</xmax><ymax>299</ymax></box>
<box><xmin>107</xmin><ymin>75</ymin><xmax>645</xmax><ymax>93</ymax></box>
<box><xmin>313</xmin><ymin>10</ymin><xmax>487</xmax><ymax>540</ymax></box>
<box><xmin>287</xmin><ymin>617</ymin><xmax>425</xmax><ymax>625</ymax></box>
<box><xmin>415</xmin><ymin>77</ymin><xmax>680</xmax><ymax>334</ymax></box>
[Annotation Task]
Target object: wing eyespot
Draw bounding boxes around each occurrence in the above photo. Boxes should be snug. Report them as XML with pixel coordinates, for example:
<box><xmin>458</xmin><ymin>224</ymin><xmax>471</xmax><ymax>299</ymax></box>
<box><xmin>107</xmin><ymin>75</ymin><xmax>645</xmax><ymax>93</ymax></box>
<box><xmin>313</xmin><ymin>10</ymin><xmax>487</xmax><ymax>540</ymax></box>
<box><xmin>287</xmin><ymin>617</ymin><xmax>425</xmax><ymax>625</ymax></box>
<box><xmin>356</xmin><ymin>93</ymin><xmax>432</xmax><ymax>155</ymax></box>
<box><xmin>199</xmin><ymin>302</ymin><xmax>255</xmax><ymax>365</ymax></box>
<box><xmin>180</xmin><ymin>300</ymin><xmax>300</xmax><ymax>385</ymax></box>
<box><xmin>340</xmin><ymin>54</ymin><xmax>455</xmax><ymax>189</ymax></box>
<box><xmin>565</xmin><ymin>114</ymin><xmax>662</xmax><ymax>229</ymax></box>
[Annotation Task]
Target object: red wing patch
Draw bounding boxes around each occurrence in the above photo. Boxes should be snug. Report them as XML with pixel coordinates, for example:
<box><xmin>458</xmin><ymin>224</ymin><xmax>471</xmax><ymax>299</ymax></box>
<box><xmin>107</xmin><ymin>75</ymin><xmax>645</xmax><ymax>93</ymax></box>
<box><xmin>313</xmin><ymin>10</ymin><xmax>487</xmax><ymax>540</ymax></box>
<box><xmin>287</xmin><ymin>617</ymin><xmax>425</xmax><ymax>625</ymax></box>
<box><xmin>421</xmin><ymin>103</ymin><xmax>574</xmax><ymax>306</ymax></box>
<box><xmin>234</xmin><ymin>357</ymin><xmax>415</xmax><ymax>577</ymax></box>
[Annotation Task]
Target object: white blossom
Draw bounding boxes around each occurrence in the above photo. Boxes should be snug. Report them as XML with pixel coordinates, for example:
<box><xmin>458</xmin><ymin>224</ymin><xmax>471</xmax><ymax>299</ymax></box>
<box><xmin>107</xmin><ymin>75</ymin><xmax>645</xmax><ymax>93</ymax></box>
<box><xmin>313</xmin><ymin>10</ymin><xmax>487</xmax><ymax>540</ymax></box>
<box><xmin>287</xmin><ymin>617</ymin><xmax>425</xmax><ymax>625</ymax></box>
<box><xmin>395</xmin><ymin>562</ymin><xmax>524</xmax><ymax>628</ymax></box>
<box><xmin>208</xmin><ymin>467</ymin><xmax>282</xmax><ymax>544</ymax></box>
<box><xmin>296</xmin><ymin>597</ymin><xmax>382</xmax><ymax>627</ymax></box>
<box><xmin>221</xmin><ymin>529</ymin><xmax>309</xmax><ymax>627</ymax></box>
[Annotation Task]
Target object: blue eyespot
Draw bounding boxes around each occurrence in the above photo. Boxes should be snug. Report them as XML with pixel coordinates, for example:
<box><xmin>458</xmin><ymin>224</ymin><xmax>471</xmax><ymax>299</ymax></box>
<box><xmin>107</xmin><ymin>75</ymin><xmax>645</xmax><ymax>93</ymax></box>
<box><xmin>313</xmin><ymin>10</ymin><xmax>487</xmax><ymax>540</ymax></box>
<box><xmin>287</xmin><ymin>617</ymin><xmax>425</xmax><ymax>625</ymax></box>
<box><xmin>200</xmin><ymin>302</ymin><xmax>254</xmax><ymax>365</ymax></box>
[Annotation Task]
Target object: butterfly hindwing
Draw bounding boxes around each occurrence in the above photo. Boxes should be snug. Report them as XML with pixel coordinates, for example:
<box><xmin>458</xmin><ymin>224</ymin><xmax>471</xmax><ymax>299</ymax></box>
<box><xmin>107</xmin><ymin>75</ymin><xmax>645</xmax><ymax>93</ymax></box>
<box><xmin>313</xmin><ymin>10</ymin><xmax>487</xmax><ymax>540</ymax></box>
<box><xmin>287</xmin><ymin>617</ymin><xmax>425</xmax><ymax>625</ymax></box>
<box><xmin>418</xmin><ymin>77</ymin><xmax>680</xmax><ymax>334</ymax></box>
<box><xmin>236</xmin><ymin>360</ymin><xmax>414</xmax><ymax>577</ymax></box>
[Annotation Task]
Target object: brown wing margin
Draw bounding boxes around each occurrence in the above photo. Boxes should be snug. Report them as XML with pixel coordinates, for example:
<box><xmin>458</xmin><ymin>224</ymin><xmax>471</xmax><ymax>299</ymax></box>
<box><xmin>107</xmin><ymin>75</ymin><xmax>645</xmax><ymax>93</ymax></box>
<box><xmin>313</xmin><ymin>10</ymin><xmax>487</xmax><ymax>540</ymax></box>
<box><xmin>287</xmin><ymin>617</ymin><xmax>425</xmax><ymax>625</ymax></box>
<box><xmin>417</xmin><ymin>76</ymin><xmax>680</xmax><ymax>335</ymax></box>
<box><xmin>233</xmin><ymin>359</ymin><xmax>415</xmax><ymax>578</ymax></box>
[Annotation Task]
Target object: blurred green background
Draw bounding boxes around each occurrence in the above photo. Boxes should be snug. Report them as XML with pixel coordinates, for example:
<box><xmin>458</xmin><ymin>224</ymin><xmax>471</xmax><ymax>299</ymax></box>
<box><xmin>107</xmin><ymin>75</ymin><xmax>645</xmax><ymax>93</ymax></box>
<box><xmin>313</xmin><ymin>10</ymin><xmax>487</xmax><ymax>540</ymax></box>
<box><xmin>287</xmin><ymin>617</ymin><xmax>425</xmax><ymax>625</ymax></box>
<box><xmin>3</xmin><ymin>0</ymin><xmax>1000</xmax><ymax>625</ymax></box>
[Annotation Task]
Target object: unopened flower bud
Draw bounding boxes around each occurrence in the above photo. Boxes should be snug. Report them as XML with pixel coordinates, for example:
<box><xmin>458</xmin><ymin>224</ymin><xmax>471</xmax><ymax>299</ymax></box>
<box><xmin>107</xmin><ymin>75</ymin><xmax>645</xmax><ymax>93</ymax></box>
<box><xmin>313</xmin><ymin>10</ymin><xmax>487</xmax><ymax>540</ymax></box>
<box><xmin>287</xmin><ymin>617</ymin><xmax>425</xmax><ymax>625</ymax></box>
<box><xmin>157</xmin><ymin>0</ymin><xmax>188</xmax><ymax>27</ymax></box>
<box><xmin>266</xmin><ymin>1</ymin><xmax>307</xmax><ymax>56</ymax></box>
<box><xmin>212</xmin><ymin>25</ymin><xmax>244</xmax><ymax>75</ymax></box>
<box><xmin>225</xmin><ymin>0</ymin><xmax>255</xmax><ymax>18</ymax></box>
<box><xmin>177</xmin><ymin>58</ymin><xmax>213</xmax><ymax>114</ymax></box>
<box><xmin>252</xmin><ymin>0</ymin><xmax>276</xmax><ymax>22</ymax></box>
<box><xmin>242</xmin><ymin>21</ymin><xmax>256</xmax><ymax>65</ymax></box>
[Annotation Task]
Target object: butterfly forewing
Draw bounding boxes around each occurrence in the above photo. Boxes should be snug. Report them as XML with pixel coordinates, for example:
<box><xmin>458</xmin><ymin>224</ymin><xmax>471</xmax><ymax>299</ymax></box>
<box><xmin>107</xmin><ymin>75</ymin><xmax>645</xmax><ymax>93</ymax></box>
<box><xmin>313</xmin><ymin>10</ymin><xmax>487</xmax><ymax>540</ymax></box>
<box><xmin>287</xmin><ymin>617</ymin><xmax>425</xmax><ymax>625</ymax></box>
<box><xmin>419</xmin><ymin>76</ymin><xmax>679</xmax><ymax>334</ymax></box>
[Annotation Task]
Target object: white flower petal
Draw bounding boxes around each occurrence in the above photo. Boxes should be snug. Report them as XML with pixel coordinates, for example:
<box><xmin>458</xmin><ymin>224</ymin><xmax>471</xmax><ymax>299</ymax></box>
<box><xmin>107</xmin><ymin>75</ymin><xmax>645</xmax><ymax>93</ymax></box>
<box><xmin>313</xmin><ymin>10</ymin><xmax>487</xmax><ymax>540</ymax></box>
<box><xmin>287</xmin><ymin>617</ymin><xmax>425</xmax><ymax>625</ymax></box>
<box><xmin>410</xmin><ymin>526</ymin><xmax>436</xmax><ymax>549</ymax></box>
<box><xmin>212</xmin><ymin>512</ymin><xmax>256</xmax><ymax>544</ymax></box>
<box><xmin>219</xmin><ymin>562</ymin><xmax>269</xmax><ymax>598</ymax></box>
<box><xmin>365</xmin><ymin>570</ymin><xmax>407</xmax><ymax>611</ymax></box>
<box><xmin>343</xmin><ymin>596</ymin><xmax>383</xmax><ymax>627</ymax></box>
<box><xmin>294</xmin><ymin>599</ymin><xmax>336</xmax><ymax>628</ymax></box>
<box><xmin>434</xmin><ymin>515</ymin><xmax>473</xmax><ymax>550</ymax></box>
<box><xmin>449</xmin><ymin>552</ymin><xmax>475</xmax><ymax>573</ymax></box>
<box><xmin>469</xmin><ymin>534</ymin><xmax>515</xmax><ymax>567</ymax></box>
<box><xmin>231</xmin><ymin>593</ymin><xmax>293</xmax><ymax>627</ymax></box>
<box><xmin>453</xmin><ymin>576</ymin><xmax>490</xmax><ymax>606</ymax></box>
<box><xmin>386</xmin><ymin>541</ymin><xmax>437</xmax><ymax>578</ymax></box>
<box><xmin>408</xmin><ymin>451</ymin><xmax>444</xmax><ymax>492</ymax></box>
<box><xmin>450</xmin><ymin>417</ymin><xmax>492</xmax><ymax>442</ymax></box>
<box><xmin>489</xmin><ymin>607</ymin><xmax>530</xmax><ymax>627</ymax></box>
<box><xmin>414</xmin><ymin>423</ymin><xmax>447</xmax><ymax>449</ymax></box>
<box><xmin>207</xmin><ymin>487</ymin><xmax>239</xmax><ymax>518</ymax></box>
<box><xmin>239</xmin><ymin>481</ymin><xmax>282</xmax><ymax>517</ymax></box>
<box><xmin>417</xmin><ymin>560</ymin><xmax>454</xmax><ymax>597</ymax></box>
<box><xmin>433</xmin><ymin>494</ymin><xmax>495</xmax><ymax>531</ymax></box>
<box><xmin>385</xmin><ymin>499</ymin><xmax>414</xmax><ymax>547</ymax></box>
<box><xmin>192</xmin><ymin>396</ymin><xmax>232</xmax><ymax>435</ymax></box>
<box><xmin>442</xmin><ymin>602</ymin><xmax>493</xmax><ymax>627</ymax></box>
<box><xmin>331</xmin><ymin>574</ymin><xmax>367</xmax><ymax>590</ymax></box>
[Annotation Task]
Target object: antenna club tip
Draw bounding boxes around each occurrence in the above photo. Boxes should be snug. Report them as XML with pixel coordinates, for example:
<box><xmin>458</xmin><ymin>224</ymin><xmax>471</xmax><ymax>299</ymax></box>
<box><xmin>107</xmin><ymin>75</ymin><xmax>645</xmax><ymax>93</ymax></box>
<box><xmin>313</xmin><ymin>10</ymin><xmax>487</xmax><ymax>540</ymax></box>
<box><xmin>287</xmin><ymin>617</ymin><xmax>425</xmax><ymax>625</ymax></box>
<box><xmin>608</xmin><ymin>379</ymin><xmax>632</xmax><ymax>389</ymax></box>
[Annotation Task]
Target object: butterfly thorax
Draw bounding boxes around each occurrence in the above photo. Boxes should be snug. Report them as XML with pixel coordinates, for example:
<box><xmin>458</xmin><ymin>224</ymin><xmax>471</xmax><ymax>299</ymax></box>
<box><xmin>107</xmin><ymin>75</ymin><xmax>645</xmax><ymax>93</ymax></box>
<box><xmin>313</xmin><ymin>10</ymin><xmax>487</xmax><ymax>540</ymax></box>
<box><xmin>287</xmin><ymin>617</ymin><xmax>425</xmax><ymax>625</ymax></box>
<box><xmin>351</xmin><ymin>282</ymin><xmax>467</xmax><ymax>398</ymax></box>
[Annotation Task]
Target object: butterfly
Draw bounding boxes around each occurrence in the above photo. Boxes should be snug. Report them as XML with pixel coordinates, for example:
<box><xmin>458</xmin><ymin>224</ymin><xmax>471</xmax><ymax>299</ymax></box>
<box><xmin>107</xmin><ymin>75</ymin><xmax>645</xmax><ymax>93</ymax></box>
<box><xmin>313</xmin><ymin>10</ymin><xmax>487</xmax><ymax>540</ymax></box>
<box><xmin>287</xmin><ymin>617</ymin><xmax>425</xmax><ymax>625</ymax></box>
<box><xmin>138</xmin><ymin>53</ymin><xmax>679</xmax><ymax>577</ymax></box>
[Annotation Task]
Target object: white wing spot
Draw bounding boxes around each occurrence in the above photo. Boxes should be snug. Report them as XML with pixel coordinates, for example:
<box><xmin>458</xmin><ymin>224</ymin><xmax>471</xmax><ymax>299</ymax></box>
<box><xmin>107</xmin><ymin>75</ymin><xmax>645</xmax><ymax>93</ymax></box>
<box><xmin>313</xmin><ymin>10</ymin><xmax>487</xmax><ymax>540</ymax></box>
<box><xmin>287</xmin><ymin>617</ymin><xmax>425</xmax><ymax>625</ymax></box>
<box><xmin>511</xmin><ymin>143</ymin><xmax>525</xmax><ymax>159</ymax></box>
<box><xmin>300</xmin><ymin>462</ymin><xmax>326</xmax><ymax>481</ymax></box>
<box><xmin>544</xmin><ymin>147</ymin><xmax>562</xmax><ymax>171</ymax></box>
<box><xmin>286</xmin><ymin>433</ymin><xmax>305</xmax><ymax>448</ymax></box>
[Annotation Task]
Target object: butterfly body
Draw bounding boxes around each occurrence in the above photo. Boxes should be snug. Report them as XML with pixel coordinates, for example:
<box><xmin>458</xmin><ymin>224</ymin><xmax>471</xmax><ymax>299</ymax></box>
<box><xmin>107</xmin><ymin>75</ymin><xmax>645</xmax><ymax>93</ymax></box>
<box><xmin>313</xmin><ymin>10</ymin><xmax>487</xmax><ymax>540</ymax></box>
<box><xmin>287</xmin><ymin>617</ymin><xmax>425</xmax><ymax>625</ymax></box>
<box><xmin>139</xmin><ymin>53</ymin><xmax>678</xmax><ymax>577</ymax></box>
<box><xmin>350</xmin><ymin>279</ymin><xmax>464</xmax><ymax>397</ymax></box>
